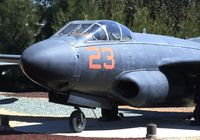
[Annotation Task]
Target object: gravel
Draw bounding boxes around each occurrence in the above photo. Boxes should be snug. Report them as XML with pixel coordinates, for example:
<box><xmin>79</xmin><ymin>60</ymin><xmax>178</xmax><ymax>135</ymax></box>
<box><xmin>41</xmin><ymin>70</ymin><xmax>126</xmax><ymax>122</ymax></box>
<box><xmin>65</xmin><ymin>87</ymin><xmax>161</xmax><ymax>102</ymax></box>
<box><xmin>0</xmin><ymin>95</ymin><xmax>103</xmax><ymax>117</ymax></box>
<box><xmin>0</xmin><ymin>93</ymin><xmax>141</xmax><ymax>118</ymax></box>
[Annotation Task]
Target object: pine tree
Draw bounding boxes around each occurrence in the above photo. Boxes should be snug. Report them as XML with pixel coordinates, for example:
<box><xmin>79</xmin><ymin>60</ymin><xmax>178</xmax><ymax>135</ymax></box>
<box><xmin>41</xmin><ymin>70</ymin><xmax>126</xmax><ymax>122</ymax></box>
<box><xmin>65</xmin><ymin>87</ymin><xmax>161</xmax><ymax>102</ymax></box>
<box><xmin>124</xmin><ymin>0</ymin><xmax>136</xmax><ymax>29</ymax></box>
<box><xmin>35</xmin><ymin>0</ymin><xmax>70</xmax><ymax>40</ymax></box>
<box><xmin>178</xmin><ymin>0</ymin><xmax>200</xmax><ymax>38</ymax></box>
<box><xmin>0</xmin><ymin>0</ymin><xmax>38</xmax><ymax>54</ymax></box>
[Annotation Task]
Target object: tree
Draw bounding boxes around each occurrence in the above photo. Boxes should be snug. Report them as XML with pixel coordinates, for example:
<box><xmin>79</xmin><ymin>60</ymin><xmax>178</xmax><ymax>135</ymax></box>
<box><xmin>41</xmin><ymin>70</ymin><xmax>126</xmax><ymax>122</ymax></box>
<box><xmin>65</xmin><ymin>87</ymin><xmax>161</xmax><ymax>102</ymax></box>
<box><xmin>133</xmin><ymin>7</ymin><xmax>154</xmax><ymax>33</ymax></box>
<box><xmin>177</xmin><ymin>1</ymin><xmax>199</xmax><ymax>38</ymax></box>
<box><xmin>0</xmin><ymin>0</ymin><xmax>43</xmax><ymax>92</ymax></box>
<box><xmin>161</xmin><ymin>0</ymin><xmax>189</xmax><ymax>36</ymax></box>
<box><xmin>123</xmin><ymin>0</ymin><xmax>136</xmax><ymax>29</ymax></box>
<box><xmin>0</xmin><ymin>0</ymin><xmax>38</xmax><ymax>54</ymax></box>
<box><xmin>35</xmin><ymin>0</ymin><xmax>71</xmax><ymax>40</ymax></box>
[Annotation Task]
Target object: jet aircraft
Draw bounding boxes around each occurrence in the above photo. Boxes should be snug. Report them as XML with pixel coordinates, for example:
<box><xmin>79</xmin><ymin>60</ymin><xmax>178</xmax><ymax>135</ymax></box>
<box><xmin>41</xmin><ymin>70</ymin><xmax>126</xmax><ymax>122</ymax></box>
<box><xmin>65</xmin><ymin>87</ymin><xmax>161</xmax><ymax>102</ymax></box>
<box><xmin>0</xmin><ymin>20</ymin><xmax>200</xmax><ymax>132</ymax></box>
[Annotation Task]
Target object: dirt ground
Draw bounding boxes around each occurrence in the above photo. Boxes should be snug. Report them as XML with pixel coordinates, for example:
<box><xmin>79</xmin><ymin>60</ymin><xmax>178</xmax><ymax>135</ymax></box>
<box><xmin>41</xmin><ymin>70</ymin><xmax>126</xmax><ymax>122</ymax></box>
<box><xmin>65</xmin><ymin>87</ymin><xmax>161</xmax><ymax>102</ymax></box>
<box><xmin>0</xmin><ymin>92</ymin><xmax>48</xmax><ymax>98</ymax></box>
<box><xmin>0</xmin><ymin>92</ymin><xmax>199</xmax><ymax>140</ymax></box>
<box><xmin>0</xmin><ymin>133</ymin><xmax>145</xmax><ymax>140</ymax></box>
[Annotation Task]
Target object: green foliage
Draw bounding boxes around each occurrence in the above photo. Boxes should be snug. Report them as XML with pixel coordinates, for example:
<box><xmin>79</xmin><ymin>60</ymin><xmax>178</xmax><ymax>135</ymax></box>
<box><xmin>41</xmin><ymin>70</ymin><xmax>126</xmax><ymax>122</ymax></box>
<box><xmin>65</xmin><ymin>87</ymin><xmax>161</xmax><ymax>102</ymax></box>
<box><xmin>0</xmin><ymin>0</ymin><xmax>38</xmax><ymax>54</ymax></box>
<box><xmin>0</xmin><ymin>0</ymin><xmax>200</xmax><ymax>56</ymax></box>
<box><xmin>34</xmin><ymin>0</ymin><xmax>200</xmax><ymax>39</ymax></box>
<box><xmin>177</xmin><ymin>1</ymin><xmax>200</xmax><ymax>38</ymax></box>
<box><xmin>123</xmin><ymin>0</ymin><xmax>136</xmax><ymax>29</ymax></box>
<box><xmin>133</xmin><ymin>7</ymin><xmax>153</xmax><ymax>32</ymax></box>
<box><xmin>1</xmin><ymin>0</ymin><xmax>200</xmax><ymax>49</ymax></box>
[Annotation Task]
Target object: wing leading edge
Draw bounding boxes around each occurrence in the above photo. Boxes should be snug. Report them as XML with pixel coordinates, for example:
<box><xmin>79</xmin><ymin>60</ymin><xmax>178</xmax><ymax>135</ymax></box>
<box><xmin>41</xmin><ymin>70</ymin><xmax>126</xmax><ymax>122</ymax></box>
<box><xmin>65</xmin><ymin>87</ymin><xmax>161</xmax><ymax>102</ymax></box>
<box><xmin>0</xmin><ymin>54</ymin><xmax>21</xmax><ymax>65</ymax></box>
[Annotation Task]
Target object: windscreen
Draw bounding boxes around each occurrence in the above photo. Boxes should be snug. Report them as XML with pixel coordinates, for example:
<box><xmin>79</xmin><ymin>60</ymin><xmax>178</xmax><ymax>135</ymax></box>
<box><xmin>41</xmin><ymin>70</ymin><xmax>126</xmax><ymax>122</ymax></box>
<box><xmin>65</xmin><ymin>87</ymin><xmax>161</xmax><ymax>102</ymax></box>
<box><xmin>56</xmin><ymin>20</ymin><xmax>132</xmax><ymax>42</ymax></box>
<box><xmin>58</xmin><ymin>24</ymin><xmax>80</xmax><ymax>35</ymax></box>
<box><xmin>72</xmin><ymin>24</ymin><xmax>91</xmax><ymax>35</ymax></box>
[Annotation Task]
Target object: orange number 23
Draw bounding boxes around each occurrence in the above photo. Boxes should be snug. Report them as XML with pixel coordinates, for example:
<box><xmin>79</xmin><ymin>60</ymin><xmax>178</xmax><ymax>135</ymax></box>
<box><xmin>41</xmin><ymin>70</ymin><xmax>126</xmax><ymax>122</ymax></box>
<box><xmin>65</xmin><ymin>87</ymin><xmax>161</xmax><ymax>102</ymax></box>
<box><xmin>86</xmin><ymin>46</ymin><xmax>115</xmax><ymax>70</ymax></box>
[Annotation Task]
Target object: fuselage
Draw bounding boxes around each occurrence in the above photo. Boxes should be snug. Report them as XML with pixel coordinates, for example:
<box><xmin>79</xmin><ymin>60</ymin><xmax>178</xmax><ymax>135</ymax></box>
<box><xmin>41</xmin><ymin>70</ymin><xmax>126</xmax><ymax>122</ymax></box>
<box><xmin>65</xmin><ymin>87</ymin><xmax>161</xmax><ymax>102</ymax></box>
<box><xmin>20</xmin><ymin>20</ymin><xmax>200</xmax><ymax>107</ymax></box>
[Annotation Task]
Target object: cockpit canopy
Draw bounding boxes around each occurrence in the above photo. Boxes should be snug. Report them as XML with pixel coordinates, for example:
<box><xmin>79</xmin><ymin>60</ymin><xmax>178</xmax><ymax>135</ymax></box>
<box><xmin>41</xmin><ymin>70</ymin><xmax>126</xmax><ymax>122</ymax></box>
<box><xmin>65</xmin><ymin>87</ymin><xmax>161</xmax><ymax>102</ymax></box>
<box><xmin>54</xmin><ymin>20</ymin><xmax>132</xmax><ymax>42</ymax></box>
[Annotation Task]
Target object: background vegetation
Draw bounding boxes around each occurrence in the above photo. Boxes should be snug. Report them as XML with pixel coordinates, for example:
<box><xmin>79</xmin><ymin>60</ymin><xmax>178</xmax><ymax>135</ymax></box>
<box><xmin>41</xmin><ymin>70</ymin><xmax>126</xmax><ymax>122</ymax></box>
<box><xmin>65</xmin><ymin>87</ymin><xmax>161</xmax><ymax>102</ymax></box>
<box><xmin>0</xmin><ymin>0</ymin><xmax>200</xmax><ymax>91</ymax></box>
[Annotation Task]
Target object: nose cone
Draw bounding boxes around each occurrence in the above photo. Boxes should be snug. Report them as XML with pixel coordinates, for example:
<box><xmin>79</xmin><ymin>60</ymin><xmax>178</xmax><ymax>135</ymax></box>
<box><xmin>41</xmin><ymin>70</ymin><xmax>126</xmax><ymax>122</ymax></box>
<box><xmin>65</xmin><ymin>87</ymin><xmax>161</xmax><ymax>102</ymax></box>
<box><xmin>21</xmin><ymin>39</ymin><xmax>75</xmax><ymax>88</ymax></box>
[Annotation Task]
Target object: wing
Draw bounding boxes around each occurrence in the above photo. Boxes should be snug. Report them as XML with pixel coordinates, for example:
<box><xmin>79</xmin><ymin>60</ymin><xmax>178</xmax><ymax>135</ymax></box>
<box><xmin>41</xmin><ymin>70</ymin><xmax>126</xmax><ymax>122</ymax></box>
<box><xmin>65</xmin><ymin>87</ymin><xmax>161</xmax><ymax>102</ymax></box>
<box><xmin>0</xmin><ymin>54</ymin><xmax>21</xmax><ymax>65</ymax></box>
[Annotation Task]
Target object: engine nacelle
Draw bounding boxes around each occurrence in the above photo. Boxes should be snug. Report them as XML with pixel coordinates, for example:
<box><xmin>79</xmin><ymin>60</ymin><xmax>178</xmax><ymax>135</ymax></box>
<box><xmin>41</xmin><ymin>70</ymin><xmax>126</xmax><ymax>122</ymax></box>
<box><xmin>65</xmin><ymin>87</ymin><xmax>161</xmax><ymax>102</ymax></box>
<box><xmin>114</xmin><ymin>71</ymin><xmax>169</xmax><ymax>106</ymax></box>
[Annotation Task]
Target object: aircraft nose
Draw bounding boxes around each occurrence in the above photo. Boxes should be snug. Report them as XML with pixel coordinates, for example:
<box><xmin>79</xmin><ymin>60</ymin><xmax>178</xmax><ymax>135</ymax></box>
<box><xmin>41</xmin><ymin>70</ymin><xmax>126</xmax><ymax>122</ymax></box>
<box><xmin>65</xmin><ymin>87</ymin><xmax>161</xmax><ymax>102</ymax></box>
<box><xmin>21</xmin><ymin>40</ymin><xmax>75</xmax><ymax>87</ymax></box>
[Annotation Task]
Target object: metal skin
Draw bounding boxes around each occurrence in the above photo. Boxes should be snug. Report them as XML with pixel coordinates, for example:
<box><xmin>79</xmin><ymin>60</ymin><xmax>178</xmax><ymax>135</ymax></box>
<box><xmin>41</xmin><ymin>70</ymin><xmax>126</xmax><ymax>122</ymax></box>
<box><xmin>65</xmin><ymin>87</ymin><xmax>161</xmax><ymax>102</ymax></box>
<box><xmin>1</xmin><ymin>20</ymin><xmax>200</xmax><ymax>131</ymax></box>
